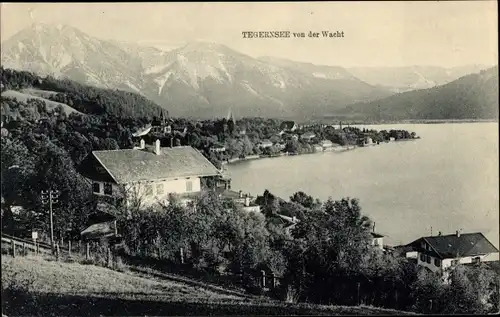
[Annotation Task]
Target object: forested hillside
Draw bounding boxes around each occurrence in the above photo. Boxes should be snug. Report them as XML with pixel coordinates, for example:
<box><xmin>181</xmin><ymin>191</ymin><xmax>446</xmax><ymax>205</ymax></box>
<box><xmin>334</xmin><ymin>67</ymin><xmax>499</xmax><ymax>121</ymax></box>
<box><xmin>1</xmin><ymin>67</ymin><xmax>163</xmax><ymax>118</ymax></box>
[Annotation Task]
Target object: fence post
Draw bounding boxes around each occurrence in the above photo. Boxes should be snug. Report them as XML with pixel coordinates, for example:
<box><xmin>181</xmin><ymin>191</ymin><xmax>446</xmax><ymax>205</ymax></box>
<box><xmin>11</xmin><ymin>240</ymin><xmax>16</xmax><ymax>258</ymax></box>
<box><xmin>270</xmin><ymin>272</ymin><xmax>276</xmax><ymax>289</ymax></box>
<box><xmin>357</xmin><ymin>282</ymin><xmax>361</xmax><ymax>306</ymax></box>
<box><xmin>22</xmin><ymin>242</ymin><xmax>26</xmax><ymax>256</ymax></box>
<box><xmin>68</xmin><ymin>240</ymin><xmax>72</xmax><ymax>257</ymax></box>
<box><xmin>55</xmin><ymin>243</ymin><xmax>60</xmax><ymax>261</ymax></box>
<box><xmin>106</xmin><ymin>247</ymin><xmax>112</xmax><ymax>267</ymax></box>
<box><xmin>79</xmin><ymin>240</ymin><xmax>82</xmax><ymax>253</ymax></box>
<box><xmin>261</xmin><ymin>270</ymin><xmax>266</xmax><ymax>288</ymax></box>
<box><xmin>86</xmin><ymin>243</ymin><xmax>90</xmax><ymax>260</ymax></box>
<box><xmin>36</xmin><ymin>241</ymin><xmax>39</xmax><ymax>255</ymax></box>
<box><xmin>179</xmin><ymin>247</ymin><xmax>184</xmax><ymax>264</ymax></box>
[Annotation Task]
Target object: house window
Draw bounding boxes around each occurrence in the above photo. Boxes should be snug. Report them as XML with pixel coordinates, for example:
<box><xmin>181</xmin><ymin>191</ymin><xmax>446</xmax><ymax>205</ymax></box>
<box><xmin>156</xmin><ymin>183</ymin><xmax>164</xmax><ymax>196</ymax></box>
<box><xmin>434</xmin><ymin>258</ymin><xmax>441</xmax><ymax>267</ymax></box>
<box><xmin>186</xmin><ymin>180</ymin><xmax>193</xmax><ymax>192</ymax></box>
<box><xmin>420</xmin><ymin>253</ymin><xmax>425</xmax><ymax>262</ymax></box>
<box><xmin>92</xmin><ymin>182</ymin><xmax>100</xmax><ymax>193</ymax></box>
<box><xmin>426</xmin><ymin>255</ymin><xmax>431</xmax><ymax>264</ymax></box>
<box><xmin>104</xmin><ymin>183</ymin><xmax>112</xmax><ymax>195</ymax></box>
<box><xmin>145</xmin><ymin>185</ymin><xmax>153</xmax><ymax>196</ymax></box>
<box><xmin>472</xmin><ymin>257</ymin><xmax>481</xmax><ymax>264</ymax></box>
<box><xmin>374</xmin><ymin>239</ymin><xmax>379</xmax><ymax>246</ymax></box>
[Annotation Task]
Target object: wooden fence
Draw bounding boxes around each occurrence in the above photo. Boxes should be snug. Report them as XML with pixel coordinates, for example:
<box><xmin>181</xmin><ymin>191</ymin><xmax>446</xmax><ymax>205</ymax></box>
<box><xmin>1</xmin><ymin>233</ymin><xmax>115</xmax><ymax>264</ymax></box>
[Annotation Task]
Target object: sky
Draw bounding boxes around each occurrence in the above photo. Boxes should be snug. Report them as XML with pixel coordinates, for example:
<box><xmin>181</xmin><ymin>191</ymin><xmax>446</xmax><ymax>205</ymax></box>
<box><xmin>1</xmin><ymin>1</ymin><xmax>498</xmax><ymax>68</ymax></box>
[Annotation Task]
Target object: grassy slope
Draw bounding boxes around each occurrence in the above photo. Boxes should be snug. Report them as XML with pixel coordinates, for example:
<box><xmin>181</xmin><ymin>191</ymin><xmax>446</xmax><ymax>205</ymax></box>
<box><xmin>1</xmin><ymin>255</ymin><xmax>415</xmax><ymax>316</ymax></box>
<box><xmin>1</xmin><ymin>90</ymin><xmax>83</xmax><ymax>116</ymax></box>
<box><xmin>20</xmin><ymin>88</ymin><xmax>59</xmax><ymax>99</ymax></box>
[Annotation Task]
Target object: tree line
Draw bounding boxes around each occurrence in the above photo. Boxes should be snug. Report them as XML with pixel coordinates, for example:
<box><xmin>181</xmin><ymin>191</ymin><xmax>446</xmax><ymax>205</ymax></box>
<box><xmin>4</xmin><ymin>68</ymin><xmax>492</xmax><ymax>314</ymax></box>
<box><xmin>114</xmin><ymin>189</ymin><xmax>499</xmax><ymax>314</ymax></box>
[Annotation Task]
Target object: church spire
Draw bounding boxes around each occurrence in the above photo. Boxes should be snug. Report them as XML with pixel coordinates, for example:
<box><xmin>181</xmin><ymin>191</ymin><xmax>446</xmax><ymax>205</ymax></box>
<box><xmin>227</xmin><ymin>109</ymin><xmax>235</xmax><ymax>123</ymax></box>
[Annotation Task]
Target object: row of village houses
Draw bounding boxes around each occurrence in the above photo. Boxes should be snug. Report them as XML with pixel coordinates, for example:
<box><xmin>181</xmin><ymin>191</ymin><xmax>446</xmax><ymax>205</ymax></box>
<box><xmin>76</xmin><ymin>134</ymin><xmax>500</xmax><ymax>282</ymax></box>
<box><xmin>141</xmin><ymin>112</ymin><xmax>379</xmax><ymax>155</ymax></box>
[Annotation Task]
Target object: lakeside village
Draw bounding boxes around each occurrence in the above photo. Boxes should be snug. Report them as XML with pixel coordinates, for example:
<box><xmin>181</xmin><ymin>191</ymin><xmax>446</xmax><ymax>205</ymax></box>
<box><xmin>79</xmin><ymin>111</ymin><xmax>499</xmax><ymax>269</ymax></box>
<box><xmin>2</xmin><ymin>107</ymin><xmax>499</xmax><ymax>314</ymax></box>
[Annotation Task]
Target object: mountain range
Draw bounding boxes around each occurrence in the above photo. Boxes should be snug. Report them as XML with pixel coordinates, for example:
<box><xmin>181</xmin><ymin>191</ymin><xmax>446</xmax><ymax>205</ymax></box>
<box><xmin>0</xmin><ymin>23</ymin><xmax>495</xmax><ymax>120</ymax></box>
<box><xmin>334</xmin><ymin>66</ymin><xmax>499</xmax><ymax>121</ymax></box>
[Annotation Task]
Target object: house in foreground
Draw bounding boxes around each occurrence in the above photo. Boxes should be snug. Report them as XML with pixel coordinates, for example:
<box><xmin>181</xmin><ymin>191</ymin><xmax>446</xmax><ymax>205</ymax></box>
<box><xmin>78</xmin><ymin>141</ymin><xmax>223</xmax><ymax>207</ymax></box>
<box><xmin>403</xmin><ymin>231</ymin><xmax>499</xmax><ymax>275</ymax></box>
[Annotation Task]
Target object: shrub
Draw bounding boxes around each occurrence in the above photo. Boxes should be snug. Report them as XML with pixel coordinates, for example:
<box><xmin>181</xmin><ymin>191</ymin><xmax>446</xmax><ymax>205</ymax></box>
<box><xmin>284</xmin><ymin>284</ymin><xmax>300</xmax><ymax>303</ymax></box>
<box><xmin>113</xmin><ymin>256</ymin><xmax>127</xmax><ymax>272</ymax></box>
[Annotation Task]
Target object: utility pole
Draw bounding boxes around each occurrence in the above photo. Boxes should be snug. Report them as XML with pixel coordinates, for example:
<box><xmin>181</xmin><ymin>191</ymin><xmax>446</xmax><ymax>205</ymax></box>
<box><xmin>41</xmin><ymin>189</ymin><xmax>59</xmax><ymax>254</ymax></box>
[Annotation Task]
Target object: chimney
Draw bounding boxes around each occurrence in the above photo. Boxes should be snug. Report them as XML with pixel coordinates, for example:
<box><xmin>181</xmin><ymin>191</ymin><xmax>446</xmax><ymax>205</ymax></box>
<box><xmin>140</xmin><ymin>139</ymin><xmax>145</xmax><ymax>149</ymax></box>
<box><xmin>154</xmin><ymin>139</ymin><xmax>161</xmax><ymax>155</ymax></box>
<box><xmin>244</xmin><ymin>196</ymin><xmax>250</xmax><ymax>207</ymax></box>
<box><xmin>456</xmin><ymin>230</ymin><xmax>460</xmax><ymax>238</ymax></box>
<box><xmin>239</xmin><ymin>190</ymin><xmax>243</xmax><ymax>198</ymax></box>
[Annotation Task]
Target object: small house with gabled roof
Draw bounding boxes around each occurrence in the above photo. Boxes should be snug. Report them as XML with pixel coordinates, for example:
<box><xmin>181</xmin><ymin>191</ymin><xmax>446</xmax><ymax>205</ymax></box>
<box><xmin>78</xmin><ymin>141</ymin><xmax>222</xmax><ymax>207</ymax></box>
<box><xmin>151</xmin><ymin>109</ymin><xmax>172</xmax><ymax>135</ymax></box>
<box><xmin>404</xmin><ymin>231</ymin><xmax>499</xmax><ymax>274</ymax></box>
<box><xmin>259</xmin><ymin>139</ymin><xmax>274</xmax><ymax>149</ymax></box>
<box><xmin>300</xmin><ymin>132</ymin><xmax>316</xmax><ymax>141</ymax></box>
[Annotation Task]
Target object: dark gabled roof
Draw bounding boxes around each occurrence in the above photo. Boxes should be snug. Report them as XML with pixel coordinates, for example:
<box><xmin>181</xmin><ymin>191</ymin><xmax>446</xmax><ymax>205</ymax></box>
<box><xmin>78</xmin><ymin>153</ymin><xmax>116</xmax><ymax>183</ymax></box>
<box><xmin>408</xmin><ymin>232</ymin><xmax>499</xmax><ymax>259</ymax></box>
<box><xmin>89</xmin><ymin>146</ymin><xmax>220</xmax><ymax>184</ymax></box>
<box><xmin>371</xmin><ymin>232</ymin><xmax>384</xmax><ymax>238</ymax></box>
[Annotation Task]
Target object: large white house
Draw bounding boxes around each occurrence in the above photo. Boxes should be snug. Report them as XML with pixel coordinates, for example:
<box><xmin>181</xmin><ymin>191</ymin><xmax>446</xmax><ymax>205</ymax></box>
<box><xmin>403</xmin><ymin>231</ymin><xmax>499</xmax><ymax>275</ymax></box>
<box><xmin>78</xmin><ymin>140</ymin><xmax>222</xmax><ymax>207</ymax></box>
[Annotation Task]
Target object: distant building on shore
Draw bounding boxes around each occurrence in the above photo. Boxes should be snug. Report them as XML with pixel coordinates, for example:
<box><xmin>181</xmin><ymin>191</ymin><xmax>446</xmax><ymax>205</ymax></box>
<box><xmin>259</xmin><ymin>139</ymin><xmax>274</xmax><ymax>148</ymax></box>
<box><xmin>209</xmin><ymin>145</ymin><xmax>226</xmax><ymax>153</ymax></box>
<box><xmin>301</xmin><ymin>132</ymin><xmax>316</xmax><ymax>141</ymax></box>
<box><xmin>320</xmin><ymin>140</ymin><xmax>333</xmax><ymax>148</ymax></box>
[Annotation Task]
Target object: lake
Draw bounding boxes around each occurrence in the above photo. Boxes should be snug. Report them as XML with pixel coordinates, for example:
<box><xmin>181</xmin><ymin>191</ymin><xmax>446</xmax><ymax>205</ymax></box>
<box><xmin>226</xmin><ymin>123</ymin><xmax>499</xmax><ymax>247</ymax></box>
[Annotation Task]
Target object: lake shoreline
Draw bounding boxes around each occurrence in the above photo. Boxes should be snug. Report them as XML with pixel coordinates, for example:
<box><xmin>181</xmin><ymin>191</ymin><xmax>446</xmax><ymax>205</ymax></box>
<box><xmin>221</xmin><ymin>141</ymin><xmax>415</xmax><ymax>167</ymax></box>
<box><xmin>316</xmin><ymin>119</ymin><xmax>498</xmax><ymax>125</ymax></box>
